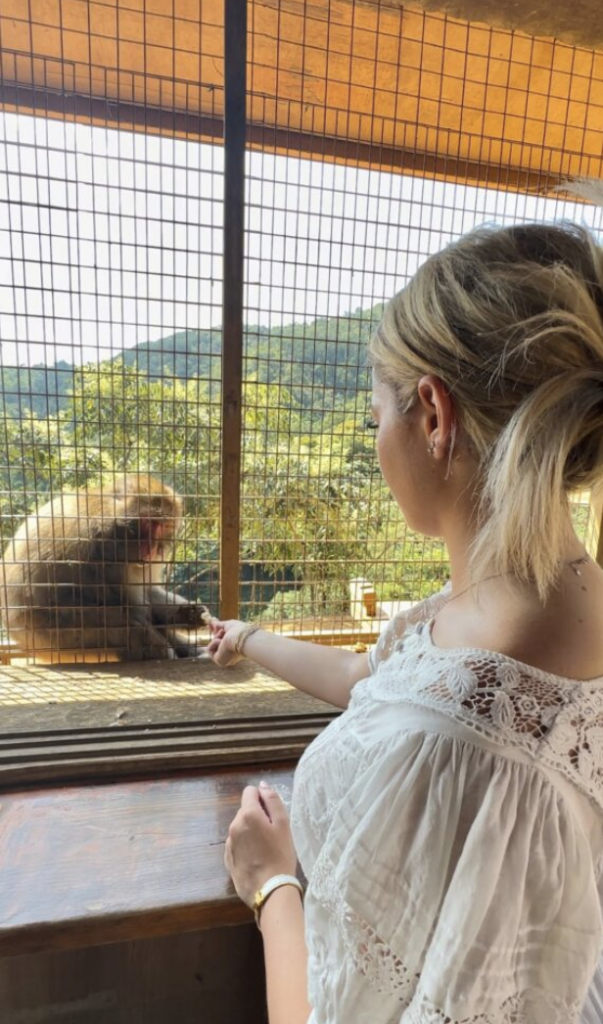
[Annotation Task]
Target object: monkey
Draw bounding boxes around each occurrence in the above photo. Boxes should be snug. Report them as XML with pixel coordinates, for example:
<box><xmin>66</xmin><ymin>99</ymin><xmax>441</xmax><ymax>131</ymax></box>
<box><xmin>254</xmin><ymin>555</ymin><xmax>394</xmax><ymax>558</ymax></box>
<box><xmin>0</xmin><ymin>474</ymin><xmax>211</xmax><ymax>663</ymax></box>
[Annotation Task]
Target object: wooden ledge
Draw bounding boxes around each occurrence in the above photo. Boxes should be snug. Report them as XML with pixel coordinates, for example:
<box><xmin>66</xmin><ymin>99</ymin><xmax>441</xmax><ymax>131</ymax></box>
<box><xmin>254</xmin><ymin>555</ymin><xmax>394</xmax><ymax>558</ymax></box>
<box><xmin>0</xmin><ymin>660</ymin><xmax>337</xmax><ymax>786</ymax></box>
<box><xmin>0</xmin><ymin>763</ymin><xmax>296</xmax><ymax>958</ymax></box>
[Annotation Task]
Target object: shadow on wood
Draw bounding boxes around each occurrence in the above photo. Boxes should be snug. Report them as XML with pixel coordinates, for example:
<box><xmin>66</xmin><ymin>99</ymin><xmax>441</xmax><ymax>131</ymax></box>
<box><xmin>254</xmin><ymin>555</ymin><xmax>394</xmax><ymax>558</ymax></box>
<box><xmin>0</xmin><ymin>926</ymin><xmax>268</xmax><ymax>1024</ymax></box>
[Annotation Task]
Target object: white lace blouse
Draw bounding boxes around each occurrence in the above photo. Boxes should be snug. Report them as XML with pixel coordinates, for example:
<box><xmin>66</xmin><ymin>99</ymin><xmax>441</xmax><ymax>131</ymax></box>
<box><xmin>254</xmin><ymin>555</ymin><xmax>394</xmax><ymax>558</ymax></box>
<box><xmin>290</xmin><ymin>587</ymin><xmax>603</xmax><ymax>1024</ymax></box>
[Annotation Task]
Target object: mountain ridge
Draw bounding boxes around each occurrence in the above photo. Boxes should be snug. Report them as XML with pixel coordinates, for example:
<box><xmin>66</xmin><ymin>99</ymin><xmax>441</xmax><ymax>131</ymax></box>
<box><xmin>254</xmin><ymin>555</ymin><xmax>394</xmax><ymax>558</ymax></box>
<box><xmin>0</xmin><ymin>304</ymin><xmax>383</xmax><ymax>418</ymax></box>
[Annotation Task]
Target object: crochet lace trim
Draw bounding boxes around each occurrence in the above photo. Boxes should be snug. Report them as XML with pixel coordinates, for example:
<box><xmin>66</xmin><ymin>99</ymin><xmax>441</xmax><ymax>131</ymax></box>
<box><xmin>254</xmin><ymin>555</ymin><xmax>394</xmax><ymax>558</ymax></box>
<box><xmin>309</xmin><ymin>849</ymin><xmax>584</xmax><ymax>1024</ymax></box>
<box><xmin>360</xmin><ymin>623</ymin><xmax>603</xmax><ymax>810</ymax></box>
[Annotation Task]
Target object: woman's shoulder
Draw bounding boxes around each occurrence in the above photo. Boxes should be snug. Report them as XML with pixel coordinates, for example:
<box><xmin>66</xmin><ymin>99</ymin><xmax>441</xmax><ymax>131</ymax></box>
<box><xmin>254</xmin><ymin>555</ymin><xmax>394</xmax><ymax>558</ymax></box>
<box><xmin>433</xmin><ymin>566</ymin><xmax>603</xmax><ymax>682</ymax></box>
<box><xmin>365</xmin><ymin>618</ymin><xmax>603</xmax><ymax>812</ymax></box>
<box><xmin>368</xmin><ymin>583</ymin><xmax>451</xmax><ymax>672</ymax></box>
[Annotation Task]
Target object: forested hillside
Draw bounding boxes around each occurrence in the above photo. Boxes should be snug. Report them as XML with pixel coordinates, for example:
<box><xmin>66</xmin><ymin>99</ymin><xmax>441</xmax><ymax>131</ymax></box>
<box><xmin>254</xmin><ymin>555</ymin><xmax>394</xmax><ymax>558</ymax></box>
<box><xmin>0</xmin><ymin>304</ymin><xmax>383</xmax><ymax>420</ymax></box>
<box><xmin>0</xmin><ymin>303</ymin><xmax>451</xmax><ymax>618</ymax></box>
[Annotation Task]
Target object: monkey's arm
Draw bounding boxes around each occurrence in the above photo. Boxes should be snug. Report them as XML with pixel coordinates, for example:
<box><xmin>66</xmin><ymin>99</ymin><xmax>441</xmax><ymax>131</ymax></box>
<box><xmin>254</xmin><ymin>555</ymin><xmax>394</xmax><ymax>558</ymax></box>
<box><xmin>148</xmin><ymin>586</ymin><xmax>210</xmax><ymax>629</ymax></box>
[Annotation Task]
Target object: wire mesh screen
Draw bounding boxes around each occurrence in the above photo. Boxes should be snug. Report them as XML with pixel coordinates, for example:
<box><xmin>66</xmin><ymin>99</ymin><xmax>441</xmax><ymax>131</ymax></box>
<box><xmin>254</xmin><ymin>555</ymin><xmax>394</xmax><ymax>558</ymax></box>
<box><xmin>240</xmin><ymin>153</ymin><xmax>447</xmax><ymax>633</ymax></box>
<box><xmin>0</xmin><ymin>0</ymin><xmax>601</xmax><ymax>693</ymax></box>
<box><xmin>0</xmin><ymin>75</ymin><xmax>224</xmax><ymax>664</ymax></box>
<box><xmin>239</xmin><ymin>149</ymin><xmax>603</xmax><ymax>636</ymax></box>
<box><xmin>241</xmin><ymin>1</ymin><xmax>603</xmax><ymax>636</ymax></box>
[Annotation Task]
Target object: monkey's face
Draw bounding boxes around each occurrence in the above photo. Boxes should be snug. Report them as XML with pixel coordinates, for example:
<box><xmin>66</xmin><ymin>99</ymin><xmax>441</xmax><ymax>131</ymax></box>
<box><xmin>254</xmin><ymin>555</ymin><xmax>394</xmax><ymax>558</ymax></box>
<box><xmin>109</xmin><ymin>476</ymin><xmax>184</xmax><ymax>564</ymax></box>
<box><xmin>133</xmin><ymin>517</ymin><xmax>179</xmax><ymax>562</ymax></box>
<box><xmin>118</xmin><ymin>511</ymin><xmax>181</xmax><ymax>564</ymax></box>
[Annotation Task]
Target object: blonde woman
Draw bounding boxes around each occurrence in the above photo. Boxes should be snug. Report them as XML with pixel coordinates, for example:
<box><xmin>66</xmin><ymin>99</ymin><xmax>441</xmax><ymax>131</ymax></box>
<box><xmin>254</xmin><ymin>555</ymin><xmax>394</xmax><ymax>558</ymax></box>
<box><xmin>208</xmin><ymin>220</ymin><xmax>603</xmax><ymax>1024</ymax></box>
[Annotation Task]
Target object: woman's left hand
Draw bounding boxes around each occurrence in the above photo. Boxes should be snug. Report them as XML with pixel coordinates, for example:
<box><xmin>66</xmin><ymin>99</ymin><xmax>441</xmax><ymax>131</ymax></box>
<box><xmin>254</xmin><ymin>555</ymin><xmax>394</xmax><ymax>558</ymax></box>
<box><xmin>225</xmin><ymin>781</ymin><xmax>298</xmax><ymax>907</ymax></box>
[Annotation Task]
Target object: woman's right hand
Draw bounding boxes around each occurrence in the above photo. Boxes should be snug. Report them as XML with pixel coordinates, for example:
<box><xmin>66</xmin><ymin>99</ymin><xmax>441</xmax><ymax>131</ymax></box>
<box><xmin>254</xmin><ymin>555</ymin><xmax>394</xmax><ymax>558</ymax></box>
<box><xmin>207</xmin><ymin>618</ymin><xmax>256</xmax><ymax>667</ymax></box>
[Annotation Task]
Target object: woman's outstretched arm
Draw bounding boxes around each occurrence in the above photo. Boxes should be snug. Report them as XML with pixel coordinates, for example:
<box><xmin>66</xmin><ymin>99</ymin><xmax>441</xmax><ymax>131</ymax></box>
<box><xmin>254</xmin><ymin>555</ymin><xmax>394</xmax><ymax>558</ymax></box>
<box><xmin>208</xmin><ymin>619</ymin><xmax>370</xmax><ymax>709</ymax></box>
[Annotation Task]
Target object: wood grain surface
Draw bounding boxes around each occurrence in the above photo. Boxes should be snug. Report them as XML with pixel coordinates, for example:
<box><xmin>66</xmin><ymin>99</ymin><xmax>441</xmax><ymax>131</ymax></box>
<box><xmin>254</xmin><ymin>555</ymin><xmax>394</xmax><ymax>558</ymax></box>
<box><xmin>0</xmin><ymin>763</ymin><xmax>297</xmax><ymax>958</ymax></box>
<box><xmin>0</xmin><ymin>927</ymin><xmax>268</xmax><ymax>1024</ymax></box>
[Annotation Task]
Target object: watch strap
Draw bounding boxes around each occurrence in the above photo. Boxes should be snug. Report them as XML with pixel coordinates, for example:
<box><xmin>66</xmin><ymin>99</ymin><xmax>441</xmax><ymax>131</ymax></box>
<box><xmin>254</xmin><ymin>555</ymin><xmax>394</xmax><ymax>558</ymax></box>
<box><xmin>252</xmin><ymin>873</ymin><xmax>304</xmax><ymax>929</ymax></box>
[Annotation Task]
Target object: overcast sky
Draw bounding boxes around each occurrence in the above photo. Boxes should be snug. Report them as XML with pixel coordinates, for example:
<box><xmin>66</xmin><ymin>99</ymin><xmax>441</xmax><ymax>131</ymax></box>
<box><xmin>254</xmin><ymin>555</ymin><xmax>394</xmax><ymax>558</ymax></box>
<box><xmin>0</xmin><ymin>110</ymin><xmax>601</xmax><ymax>367</ymax></box>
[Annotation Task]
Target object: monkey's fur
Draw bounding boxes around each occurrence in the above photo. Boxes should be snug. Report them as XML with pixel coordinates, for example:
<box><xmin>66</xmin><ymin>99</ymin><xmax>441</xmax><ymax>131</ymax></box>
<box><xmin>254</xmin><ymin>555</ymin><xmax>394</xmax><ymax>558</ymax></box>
<box><xmin>0</xmin><ymin>474</ymin><xmax>210</xmax><ymax>662</ymax></box>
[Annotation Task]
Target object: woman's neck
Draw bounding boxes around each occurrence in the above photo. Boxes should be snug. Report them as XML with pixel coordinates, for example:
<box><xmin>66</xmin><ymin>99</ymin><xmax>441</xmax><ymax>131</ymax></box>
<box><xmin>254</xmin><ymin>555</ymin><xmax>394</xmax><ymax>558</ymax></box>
<box><xmin>442</xmin><ymin>512</ymin><xmax>585</xmax><ymax>598</ymax></box>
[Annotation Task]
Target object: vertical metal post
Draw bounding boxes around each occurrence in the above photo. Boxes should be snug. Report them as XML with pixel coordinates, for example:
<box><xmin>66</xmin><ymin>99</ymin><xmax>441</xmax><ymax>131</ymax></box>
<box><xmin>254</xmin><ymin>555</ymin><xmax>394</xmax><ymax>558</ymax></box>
<box><xmin>220</xmin><ymin>0</ymin><xmax>246</xmax><ymax>619</ymax></box>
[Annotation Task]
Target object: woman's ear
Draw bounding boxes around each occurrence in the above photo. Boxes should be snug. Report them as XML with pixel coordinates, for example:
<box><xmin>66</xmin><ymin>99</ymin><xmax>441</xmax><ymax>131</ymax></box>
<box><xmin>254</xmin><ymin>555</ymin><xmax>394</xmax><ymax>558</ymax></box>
<box><xmin>416</xmin><ymin>375</ymin><xmax>455</xmax><ymax>460</ymax></box>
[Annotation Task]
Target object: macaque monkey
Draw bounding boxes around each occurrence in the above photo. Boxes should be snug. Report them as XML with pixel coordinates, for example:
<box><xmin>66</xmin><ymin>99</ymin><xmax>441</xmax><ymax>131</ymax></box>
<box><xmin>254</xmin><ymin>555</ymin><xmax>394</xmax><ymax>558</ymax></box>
<box><xmin>0</xmin><ymin>474</ymin><xmax>211</xmax><ymax>663</ymax></box>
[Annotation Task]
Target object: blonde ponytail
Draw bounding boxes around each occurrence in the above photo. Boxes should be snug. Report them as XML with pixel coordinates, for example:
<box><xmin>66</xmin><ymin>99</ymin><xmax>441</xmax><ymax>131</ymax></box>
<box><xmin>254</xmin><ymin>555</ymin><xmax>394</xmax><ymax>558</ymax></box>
<box><xmin>369</xmin><ymin>221</ymin><xmax>603</xmax><ymax>600</ymax></box>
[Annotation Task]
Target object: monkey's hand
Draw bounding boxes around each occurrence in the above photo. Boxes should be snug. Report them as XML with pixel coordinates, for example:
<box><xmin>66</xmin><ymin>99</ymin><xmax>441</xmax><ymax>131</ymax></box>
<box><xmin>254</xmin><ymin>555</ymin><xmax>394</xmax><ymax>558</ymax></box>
<box><xmin>149</xmin><ymin>588</ymin><xmax>211</xmax><ymax>629</ymax></box>
<box><xmin>207</xmin><ymin>618</ymin><xmax>256</xmax><ymax>668</ymax></box>
<box><xmin>178</xmin><ymin>604</ymin><xmax>212</xmax><ymax>630</ymax></box>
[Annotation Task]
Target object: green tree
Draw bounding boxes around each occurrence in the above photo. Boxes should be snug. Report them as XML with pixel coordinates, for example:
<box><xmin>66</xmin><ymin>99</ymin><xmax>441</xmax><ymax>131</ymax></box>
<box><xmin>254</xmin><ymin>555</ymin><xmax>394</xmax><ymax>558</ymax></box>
<box><xmin>0</xmin><ymin>411</ymin><xmax>80</xmax><ymax>541</ymax></box>
<box><xmin>64</xmin><ymin>360</ymin><xmax>223</xmax><ymax>594</ymax></box>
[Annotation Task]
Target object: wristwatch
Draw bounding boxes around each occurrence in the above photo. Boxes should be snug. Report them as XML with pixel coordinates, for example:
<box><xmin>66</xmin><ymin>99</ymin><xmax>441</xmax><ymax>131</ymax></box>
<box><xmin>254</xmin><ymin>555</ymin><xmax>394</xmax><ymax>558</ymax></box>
<box><xmin>252</xmin><ymin>873</ymin><xmax>304</xmax><ymax>929</ymax></box>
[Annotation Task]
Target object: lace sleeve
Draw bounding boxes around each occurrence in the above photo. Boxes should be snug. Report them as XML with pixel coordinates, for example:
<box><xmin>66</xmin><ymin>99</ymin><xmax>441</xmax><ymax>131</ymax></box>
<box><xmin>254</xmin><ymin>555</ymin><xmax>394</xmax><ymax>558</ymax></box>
<box><xmin>368</xmin><ymin>582</ymin><xmax>451</xmax><ymax>674</ymax></box>
<box><xmin>303</xmin><ymin>731</ymin><xmax>602</xmax><ymax>1024</ymax></box>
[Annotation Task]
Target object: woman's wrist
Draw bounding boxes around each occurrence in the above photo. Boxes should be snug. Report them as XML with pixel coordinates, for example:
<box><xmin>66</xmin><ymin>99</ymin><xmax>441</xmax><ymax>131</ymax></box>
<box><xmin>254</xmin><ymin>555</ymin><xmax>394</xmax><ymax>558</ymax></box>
<box><xmin>257</xmin><ymin>880</ymin><xmax>305</xmax><ymax>935</ymax></box>
<box><xmin>253</xmin><ymin>874</ymin><xmax>303</xmax><ymax>929</ymax></box>
<box><xmin>259</xmin><ymin>882</ymin><xmax>311</xmax><ymax>1024</ymax></box>
<box><xmin>233</xmin><ymin>622</ymin><xmax>262</xmax><ymax>657</ymax></box>
<box><xmin>238</xmin><ymin>624</ymin><xmax>268</xmax><ymax>660</ymax></box>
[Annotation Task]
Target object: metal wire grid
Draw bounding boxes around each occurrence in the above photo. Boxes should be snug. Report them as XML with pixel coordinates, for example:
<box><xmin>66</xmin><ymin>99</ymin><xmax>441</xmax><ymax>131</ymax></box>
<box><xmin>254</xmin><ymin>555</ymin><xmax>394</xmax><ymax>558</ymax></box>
<box><xmin>0</xmin><ymin>659</ymin><xmax>290</xmax><ymax>710</ymax></box>
<box><xmin>0</xmin><ymin>0</ymin><xmax>600</xmax><ymax>697</ymax></box>
<box><xmin>0</xmin><ymin>62</ymin><xmax>224</xmax><ymax>663</ymax></box>
<box><xmin>0</xmin><ymin>0</ymin><xmax>226</xmax><ymax>668</ymax></box>
<box><xmin>246</xmin><ymin>2</ymin><xmax>603</xmax><ymax>184</ymax></box>
<box><xmin>240</xmin><ymin>2</ymin><xmax>603</xmax><ymax>631</ymax></box>
<box><xmin>239</xmin><ymin>139</ymin><xmax>603</xmax><ymax>629</ymax></box>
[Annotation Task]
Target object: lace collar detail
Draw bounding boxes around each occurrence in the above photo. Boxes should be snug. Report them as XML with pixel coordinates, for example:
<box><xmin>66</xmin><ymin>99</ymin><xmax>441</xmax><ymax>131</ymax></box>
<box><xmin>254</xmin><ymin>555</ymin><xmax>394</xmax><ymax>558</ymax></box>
<box><xmin>364</xmin><ymin>621</ymin><xmax>603</xmax><ymax>811</ymax></box>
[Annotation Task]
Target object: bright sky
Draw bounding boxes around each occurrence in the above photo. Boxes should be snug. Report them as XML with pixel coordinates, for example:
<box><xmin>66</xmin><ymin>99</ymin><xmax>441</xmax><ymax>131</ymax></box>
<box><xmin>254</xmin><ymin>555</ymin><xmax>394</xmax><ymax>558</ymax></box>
<box><xmin>0</xmin><ymin>110</ymin><xmax>601</xmax><ymax>367</ymax></box>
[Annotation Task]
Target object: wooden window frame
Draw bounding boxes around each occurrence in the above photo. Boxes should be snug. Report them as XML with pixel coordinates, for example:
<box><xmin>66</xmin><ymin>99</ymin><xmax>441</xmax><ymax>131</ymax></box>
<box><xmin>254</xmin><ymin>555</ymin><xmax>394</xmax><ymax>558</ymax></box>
<box><xmin>0</xmin><ymin>0</ymin><xmax>341</xmax><ymax>790</ymax></box>
<box><xmin>0</xmin><ymin>702</ymin><xmax>338</xmax><ymax>790</ymax></box>
<box><xmin>2</xmin><ymin>3</ymin><xmax>603</xmax><ymax>790</ymax></box>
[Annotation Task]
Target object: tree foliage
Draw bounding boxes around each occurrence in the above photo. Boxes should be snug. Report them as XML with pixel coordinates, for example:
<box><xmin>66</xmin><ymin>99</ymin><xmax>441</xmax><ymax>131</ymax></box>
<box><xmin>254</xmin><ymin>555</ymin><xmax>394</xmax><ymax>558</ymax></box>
<box><xmin>0</xmin><ymin>314</ymin><xmax>451</xmax><ymax>619</ymax></box>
